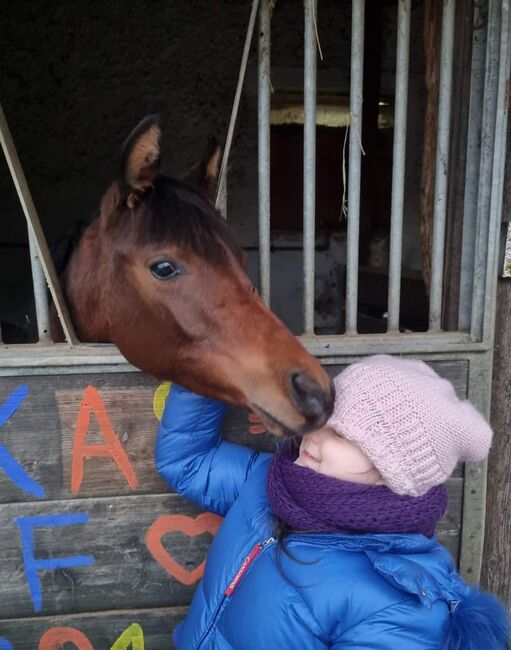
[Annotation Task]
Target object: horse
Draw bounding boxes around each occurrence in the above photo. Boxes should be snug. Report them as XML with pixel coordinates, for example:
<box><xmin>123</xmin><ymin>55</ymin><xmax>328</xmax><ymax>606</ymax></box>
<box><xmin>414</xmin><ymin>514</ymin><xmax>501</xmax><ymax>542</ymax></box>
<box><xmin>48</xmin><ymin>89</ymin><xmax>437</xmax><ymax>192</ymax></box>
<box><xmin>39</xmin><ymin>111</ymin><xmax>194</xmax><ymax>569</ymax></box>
<box><xmin>51</xmin><ymin>115</ymin><xmax>334</xmax><ymax>436</ymax></box>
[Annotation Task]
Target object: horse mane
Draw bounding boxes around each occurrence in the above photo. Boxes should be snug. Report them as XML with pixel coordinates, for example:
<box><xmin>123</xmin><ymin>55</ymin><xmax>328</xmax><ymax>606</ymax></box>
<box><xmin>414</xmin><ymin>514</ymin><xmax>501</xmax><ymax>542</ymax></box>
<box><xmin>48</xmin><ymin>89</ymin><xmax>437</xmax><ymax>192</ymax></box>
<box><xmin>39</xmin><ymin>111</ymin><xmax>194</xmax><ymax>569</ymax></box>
<box><xmin>51</xmin><ymin>176</ymin><xmax>242</xmax><ymax>275</ymax></box>
<box><xmin>50</xmin><ymin>210</ymin><xmax>100</xmax><ymax>276</ymax></box>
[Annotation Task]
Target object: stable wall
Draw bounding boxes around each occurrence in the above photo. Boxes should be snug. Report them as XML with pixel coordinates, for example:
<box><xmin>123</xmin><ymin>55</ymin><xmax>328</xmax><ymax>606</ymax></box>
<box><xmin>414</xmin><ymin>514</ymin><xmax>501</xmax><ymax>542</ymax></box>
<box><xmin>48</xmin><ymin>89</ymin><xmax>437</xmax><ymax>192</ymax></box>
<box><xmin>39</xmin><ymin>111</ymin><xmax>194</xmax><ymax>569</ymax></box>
<box><xmin>0</xmin><ymin>361</ymin><xmax>465</xmax><ymax>647</ymax></box>
<box><xmin>0</xmin><ymin>1</ymin><xmax>427</xmax><ymax>337</ymax></box>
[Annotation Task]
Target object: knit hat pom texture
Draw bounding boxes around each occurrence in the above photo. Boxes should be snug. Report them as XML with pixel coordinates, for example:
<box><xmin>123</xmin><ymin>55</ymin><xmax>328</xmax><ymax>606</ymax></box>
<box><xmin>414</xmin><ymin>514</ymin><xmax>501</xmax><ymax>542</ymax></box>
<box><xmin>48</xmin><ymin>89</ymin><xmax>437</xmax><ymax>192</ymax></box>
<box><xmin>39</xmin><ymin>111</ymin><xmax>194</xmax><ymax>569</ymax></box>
<box><xmin>327</xmin><ymin>355</ymin><xmax>493</xmax><ymax>497</ymax></box>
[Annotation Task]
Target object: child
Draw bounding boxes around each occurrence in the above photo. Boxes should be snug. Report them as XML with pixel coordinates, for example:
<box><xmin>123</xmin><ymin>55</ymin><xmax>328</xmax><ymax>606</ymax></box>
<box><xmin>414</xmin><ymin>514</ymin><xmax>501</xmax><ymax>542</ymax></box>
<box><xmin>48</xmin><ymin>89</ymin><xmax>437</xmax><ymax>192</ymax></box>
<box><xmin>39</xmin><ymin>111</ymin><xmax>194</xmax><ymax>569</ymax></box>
<box><xmin>156</xmin><ymin>355</ymin><xmax>509</xmax><ymax>649</ymax></box>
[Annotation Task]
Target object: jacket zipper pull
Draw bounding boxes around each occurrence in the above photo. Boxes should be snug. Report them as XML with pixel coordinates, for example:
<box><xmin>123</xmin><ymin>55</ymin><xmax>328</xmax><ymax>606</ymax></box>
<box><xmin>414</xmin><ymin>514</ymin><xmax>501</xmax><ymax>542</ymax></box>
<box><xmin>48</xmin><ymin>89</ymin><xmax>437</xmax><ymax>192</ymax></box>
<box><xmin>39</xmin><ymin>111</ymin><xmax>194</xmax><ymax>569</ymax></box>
<box><xmin>225</xmin><ymin>536</ymin><xmax>275</xmax><ymax>597</ymax></box>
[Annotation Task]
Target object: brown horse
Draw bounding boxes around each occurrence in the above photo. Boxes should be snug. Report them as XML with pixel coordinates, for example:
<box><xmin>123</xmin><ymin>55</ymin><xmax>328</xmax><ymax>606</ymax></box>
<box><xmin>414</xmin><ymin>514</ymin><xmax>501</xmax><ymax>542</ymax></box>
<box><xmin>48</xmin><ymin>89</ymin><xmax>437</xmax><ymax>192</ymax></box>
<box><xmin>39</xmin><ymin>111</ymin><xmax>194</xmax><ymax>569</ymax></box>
<box><xmin>52</xmin><ymin>116</ymin><xmax>334</xmax><ymax>436</ymax></box>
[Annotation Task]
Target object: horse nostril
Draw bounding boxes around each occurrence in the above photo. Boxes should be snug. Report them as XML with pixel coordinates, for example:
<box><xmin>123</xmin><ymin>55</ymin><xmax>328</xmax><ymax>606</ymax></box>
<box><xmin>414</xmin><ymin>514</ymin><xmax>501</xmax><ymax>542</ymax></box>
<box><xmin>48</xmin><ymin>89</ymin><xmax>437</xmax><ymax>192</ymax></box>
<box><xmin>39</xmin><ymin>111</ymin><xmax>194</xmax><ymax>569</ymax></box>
<box><xmin>289</xmin><ymin>372</ymin><xmax>333</xmax><ymax>425</ymax></box>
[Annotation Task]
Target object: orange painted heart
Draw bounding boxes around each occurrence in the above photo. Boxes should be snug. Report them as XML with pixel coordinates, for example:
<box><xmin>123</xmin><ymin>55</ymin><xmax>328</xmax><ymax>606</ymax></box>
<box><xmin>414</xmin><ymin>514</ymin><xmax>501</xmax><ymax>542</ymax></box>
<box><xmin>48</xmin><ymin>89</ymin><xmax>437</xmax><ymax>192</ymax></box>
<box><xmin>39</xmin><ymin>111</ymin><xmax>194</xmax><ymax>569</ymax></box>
<box><xmin>145</xmin><ymin>513</ymin><xmax>222</xmax><ymax>585</ymax></box>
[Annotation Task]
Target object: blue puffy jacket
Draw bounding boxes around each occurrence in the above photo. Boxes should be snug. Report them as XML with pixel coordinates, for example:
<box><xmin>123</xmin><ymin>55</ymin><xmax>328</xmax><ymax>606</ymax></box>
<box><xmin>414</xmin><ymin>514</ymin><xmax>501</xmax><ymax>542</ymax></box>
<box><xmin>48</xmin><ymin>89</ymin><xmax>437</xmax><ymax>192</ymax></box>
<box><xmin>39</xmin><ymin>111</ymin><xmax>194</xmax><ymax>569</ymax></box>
<box><xmin>156</xmin><ymin>385</ymin><xmax>509</xmax><ymax>650</ymax></box>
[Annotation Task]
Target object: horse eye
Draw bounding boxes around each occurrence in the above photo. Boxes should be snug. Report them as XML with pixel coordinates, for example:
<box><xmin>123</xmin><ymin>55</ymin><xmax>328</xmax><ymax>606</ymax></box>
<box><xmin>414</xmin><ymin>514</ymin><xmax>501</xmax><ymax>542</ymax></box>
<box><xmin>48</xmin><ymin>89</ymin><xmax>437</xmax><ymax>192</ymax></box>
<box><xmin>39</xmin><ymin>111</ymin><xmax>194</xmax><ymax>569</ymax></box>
<box><xmin>150</xmin><ymin>260</ymin><xmax>179</xmax><ymax>280</ymax></box>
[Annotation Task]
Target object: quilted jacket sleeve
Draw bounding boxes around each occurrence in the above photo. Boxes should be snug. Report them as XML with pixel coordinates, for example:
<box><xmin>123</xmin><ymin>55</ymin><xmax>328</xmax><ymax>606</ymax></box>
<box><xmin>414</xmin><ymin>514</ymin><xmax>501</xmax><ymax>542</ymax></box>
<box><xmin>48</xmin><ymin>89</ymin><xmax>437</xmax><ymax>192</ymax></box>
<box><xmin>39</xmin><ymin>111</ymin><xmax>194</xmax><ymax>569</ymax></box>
<box><xmin>155</xmin><ymin>384</ymin><xmax>271</xmax><ymax>516</ymax></box>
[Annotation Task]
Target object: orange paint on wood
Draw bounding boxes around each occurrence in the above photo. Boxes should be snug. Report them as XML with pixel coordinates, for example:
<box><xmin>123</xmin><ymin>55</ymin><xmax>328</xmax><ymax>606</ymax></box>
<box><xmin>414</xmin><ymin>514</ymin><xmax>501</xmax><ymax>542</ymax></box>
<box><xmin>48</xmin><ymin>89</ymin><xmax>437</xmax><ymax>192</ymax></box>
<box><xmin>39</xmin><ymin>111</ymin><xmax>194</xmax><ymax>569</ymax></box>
<box><xmin>248</xmin><ymin>412</ymin><xmax>268</xmax><ymax>435</ymax></box>
<box><xmin>145</xmin><ymin>513</ymin><xmax>222</xmax><ymax>585</ymax></box>
<box><xmin>39</xmin><ymin>627</ymin><xmax>94</xmax><ymax>650</ymax></box>
<box><xmin>71</xmin><ymin>386</ymin><xmax>138</xmax><ymax>493</ymax></box>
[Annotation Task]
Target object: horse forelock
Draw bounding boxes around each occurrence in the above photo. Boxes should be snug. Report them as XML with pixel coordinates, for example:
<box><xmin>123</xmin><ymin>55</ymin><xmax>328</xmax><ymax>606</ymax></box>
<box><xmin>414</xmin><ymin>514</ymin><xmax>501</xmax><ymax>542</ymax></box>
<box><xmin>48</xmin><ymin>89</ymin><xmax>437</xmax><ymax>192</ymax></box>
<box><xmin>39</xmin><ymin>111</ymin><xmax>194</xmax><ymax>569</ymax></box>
<box><xmin>134</xmin><ymin>176</ymin><xmax>243</xmax><ymax>266</ymax></box>
<box><xmin>52</xmin><ymin>175</ymin><xmax>243</xmax><ymax>275</ymax></box>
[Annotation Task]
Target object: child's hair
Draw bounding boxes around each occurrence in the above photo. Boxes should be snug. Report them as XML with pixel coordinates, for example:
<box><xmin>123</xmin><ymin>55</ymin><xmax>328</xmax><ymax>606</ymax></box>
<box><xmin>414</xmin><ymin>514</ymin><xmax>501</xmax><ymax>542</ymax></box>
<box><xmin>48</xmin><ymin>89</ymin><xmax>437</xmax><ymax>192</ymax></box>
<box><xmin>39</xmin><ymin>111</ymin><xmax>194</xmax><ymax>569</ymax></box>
<box><xmin>273</xmin><ymin>516</ymin><xmax>321</xmax><ymax>587</ymax></box>
<box><xmin>272</xmin><ymin>436</ymin><xmax>321</xmax><ymax>583</ymax></box>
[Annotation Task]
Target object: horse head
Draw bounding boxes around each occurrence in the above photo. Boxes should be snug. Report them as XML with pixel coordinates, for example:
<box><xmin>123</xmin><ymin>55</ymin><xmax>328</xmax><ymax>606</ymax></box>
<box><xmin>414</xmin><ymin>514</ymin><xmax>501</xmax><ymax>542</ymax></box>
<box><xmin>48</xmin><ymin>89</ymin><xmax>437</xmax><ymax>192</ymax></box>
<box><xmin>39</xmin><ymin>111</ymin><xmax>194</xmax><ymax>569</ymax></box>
<box><xmin>57</xmin><ymin>116</ymin><xmax>334</xmax><ymax>436</ymax></box>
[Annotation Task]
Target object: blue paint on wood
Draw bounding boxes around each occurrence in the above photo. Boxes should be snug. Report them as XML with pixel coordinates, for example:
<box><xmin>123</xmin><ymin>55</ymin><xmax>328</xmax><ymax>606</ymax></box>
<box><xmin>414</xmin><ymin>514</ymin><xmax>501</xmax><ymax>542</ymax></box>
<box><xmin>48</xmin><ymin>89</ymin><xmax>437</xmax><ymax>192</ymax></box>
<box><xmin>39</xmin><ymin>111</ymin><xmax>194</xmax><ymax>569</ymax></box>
<box><xmin>15</xmin><ymin>513</ymin><xmax>95</xmax><ymax>613</ymax></box>
<box><xmin>0</xmin><ymin>445</ymin><xmax>45</xmax><ymax>498</ymax></box>
<box><xmin>0</xmin><ymin>385</ymin><xmax>45</xmax><ymax>498</ymax></box>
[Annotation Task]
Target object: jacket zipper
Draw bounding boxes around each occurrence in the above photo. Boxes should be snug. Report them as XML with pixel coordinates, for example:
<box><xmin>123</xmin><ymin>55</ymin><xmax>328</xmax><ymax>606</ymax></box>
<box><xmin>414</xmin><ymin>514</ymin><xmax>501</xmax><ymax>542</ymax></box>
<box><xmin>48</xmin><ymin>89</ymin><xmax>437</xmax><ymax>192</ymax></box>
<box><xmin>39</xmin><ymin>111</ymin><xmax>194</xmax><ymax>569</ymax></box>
<box><xmin>196</xmin><ymin>536</ymin><xmax>275</xmax><ymax>648</ymax></box>
<box><xmin>225</xmin><ymin>535</ymin><xmax>275</xmax><ymax>596</ymax></box>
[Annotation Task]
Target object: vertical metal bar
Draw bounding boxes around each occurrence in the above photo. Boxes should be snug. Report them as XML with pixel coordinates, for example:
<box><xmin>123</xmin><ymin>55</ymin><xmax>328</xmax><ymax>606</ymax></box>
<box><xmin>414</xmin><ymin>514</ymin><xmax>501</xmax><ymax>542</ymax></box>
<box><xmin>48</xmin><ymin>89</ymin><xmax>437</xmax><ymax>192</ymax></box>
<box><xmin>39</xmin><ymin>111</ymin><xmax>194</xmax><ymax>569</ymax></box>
<box><xmin>258</xmin><ymin>0</ymin><xmax>271</xmax><ymax>305</ymax></box>
<box><xmin>428</xmin><ymin>0</ymin><xmax>456</xmax><ymax>331</ymax></box>
<box><xmin>458</xmin><ymin>0</ymin><xmax>487</xmax><ymax>331</ymax></box>
<box><xmin>0</xmin><ymin>103</ymin><xmax>78</xmax><ymax>345</ymax></box>
<box><xmin>216</xmin><ymin>169</ymin><xmax>227</xmax><ymax>219</ymax></box>
<box><xmin>303</xmin><ymin>0</ymin><xmax>318</xmax><ymax>335</ymax></box>
<box><xmin>469</xmin><ymin>0</ymin><xmax>508</xmax><ymax>342</ymax></box>
<box><xmin>345</xmin><ymin>0</ymin><xmax>365</xmax><ymax>334</ymax></box>
<box><xmin>481</xmin><ymin>0</ymin><xmax>510</xmax><ymax>343</ymax></box>
<box><xmin>28</xmin><ymin>229</ymin><xmax>51</xmax><ymax>343</ymax></box>
<box><xmin>459</xmin><ymin>0</ymin><xmax>510</xmax><ymax>584</ymax></box>
<box><xmin>387</xmin><ymin>0</ymin><xmax>411</xmax><ymax>332</ymax></box>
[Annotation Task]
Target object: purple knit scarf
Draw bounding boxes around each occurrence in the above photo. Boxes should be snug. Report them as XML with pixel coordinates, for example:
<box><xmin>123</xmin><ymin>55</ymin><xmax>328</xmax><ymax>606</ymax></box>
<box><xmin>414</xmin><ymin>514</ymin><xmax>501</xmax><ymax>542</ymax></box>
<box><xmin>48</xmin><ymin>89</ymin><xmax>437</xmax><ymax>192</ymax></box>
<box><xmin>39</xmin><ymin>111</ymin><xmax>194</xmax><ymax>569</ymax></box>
<box><xmin>267</xmin><ymin>441</ymin><xmax>448</xmax><ymax>537</ymax></box>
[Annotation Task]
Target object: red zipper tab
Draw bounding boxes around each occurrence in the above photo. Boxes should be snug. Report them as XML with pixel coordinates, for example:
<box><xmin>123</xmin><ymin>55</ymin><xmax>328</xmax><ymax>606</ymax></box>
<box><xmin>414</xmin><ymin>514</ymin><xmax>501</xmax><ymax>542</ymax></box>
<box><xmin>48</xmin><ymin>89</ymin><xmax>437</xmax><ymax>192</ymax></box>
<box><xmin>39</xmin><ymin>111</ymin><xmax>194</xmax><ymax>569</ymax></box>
<box><xmin>225</xmin><ymin>537</ymin><xmax>274</xmax><ymax>596</ymax></box>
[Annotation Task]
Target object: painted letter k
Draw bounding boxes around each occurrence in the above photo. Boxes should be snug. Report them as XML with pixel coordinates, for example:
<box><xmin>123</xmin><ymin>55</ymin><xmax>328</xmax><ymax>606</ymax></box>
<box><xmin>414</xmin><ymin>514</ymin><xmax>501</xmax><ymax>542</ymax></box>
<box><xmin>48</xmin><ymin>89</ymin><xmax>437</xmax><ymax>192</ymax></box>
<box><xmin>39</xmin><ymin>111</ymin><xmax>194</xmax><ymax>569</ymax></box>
<box><xmin>0</xmin><ymin>385</ymin><xmax>45</xmax><ymax>498</ymax></box>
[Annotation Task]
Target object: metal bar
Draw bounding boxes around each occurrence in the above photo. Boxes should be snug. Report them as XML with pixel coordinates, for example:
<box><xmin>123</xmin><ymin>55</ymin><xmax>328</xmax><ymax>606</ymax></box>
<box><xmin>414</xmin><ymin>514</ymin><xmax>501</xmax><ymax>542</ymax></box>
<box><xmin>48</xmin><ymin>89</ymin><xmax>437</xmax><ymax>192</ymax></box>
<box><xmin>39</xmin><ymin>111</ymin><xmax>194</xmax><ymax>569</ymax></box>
<box><xmin>258</xmin><ymin>0</ymin><xmax>271</xmax><ymax>305</ymax></box>
<box><xmin>458</xmin><ymin>0</ymin><xmax>487</xmax><ymax>330</ymax></box>
<box><xmin>215</xmin><ymin>0</ymin><xmax>260</xmax><ymax>209</ymax></box>
<box><xmin>428</xmin><ymin>0</ymin><xmax>456</xmax><ymax>331</ymax></box>
<box><xmin>459</xmin><ymin>0</ymin><xmax>510</xmax><ymax>583</ymax></box>
<box><xmin>481</xmin><ymin>0</ymin><xmax>510</xmax><ymax>343</ymax></box>
<box><xmin>0</xmin><ymin>333</ymin><xmax>490</xmax><ymax>370</ymax></box>
<box><xmin>459</xmin><ymin>350</ymin><xmax>492</xmax><ymax>582</ymax></box>
<box><xmin>216</xmin><ymin>168</ymin><xmax>227</xmax><ymax>219</ymax></box>
<box><xmin>0</xmin><ymin>104</ymin><xmax>78</xmax><ymax>345</ymax></box>
<box><xmin>345</xmin><ymin>0</ymin><xmax>365</xmax><ymax>334</ymax></box>
<box><xmin>303</xmin><ymin>0</ymin><xmax>318</xmax><ymax>334</ymax></box>
<box><xmin>469</xmin><ymin>0</ymin><xmax>504</xmax><ymax>341</ymax></box>
<box><xmin>28</xmin><ymin>230</ymin><xmax>51</xmax><ymax>343</ymax></box>
<box><xmin>387</xmin><ymin>0</ymin><xmax>411</xmax><ymax>332</ymax></box>
<box><xmin>299</xmin><ymin>331</ymin><xmax>487</xmax><ymax>357</ymax></box>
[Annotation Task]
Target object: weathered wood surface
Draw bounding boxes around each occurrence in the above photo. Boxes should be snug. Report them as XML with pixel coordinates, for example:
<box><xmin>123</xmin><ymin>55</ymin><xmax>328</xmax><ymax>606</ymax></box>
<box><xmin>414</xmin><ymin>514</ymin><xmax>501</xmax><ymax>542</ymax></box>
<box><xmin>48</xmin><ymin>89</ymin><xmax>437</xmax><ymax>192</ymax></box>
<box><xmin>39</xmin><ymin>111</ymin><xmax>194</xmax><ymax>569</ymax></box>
<box><xmin>481</xmin><ymin>276</ymin><xmax>511</xmax><ymax>605</ymax></box>
<box><xmin>0</xmin><ymin>485</ymin><xmax>463</xmax><ymax>619</ymax></box>
<box><xmin>0</xmin><ymin>494</ymin><xmax>219</xmax><ymax>618</ymax></box>
<box><xmin>442</xmin><ymin>0</ymin><xmax>474</xmax><ymax>331</ymax></box>
<box><xmin>420</xmin><ymin>0</ymin><xmax>442</xmax><ymax>295</ymax></box>
<box><xmin>0</xmin><ymin>373</ymin><xmax>277</xmax><ymax>504</ymax></box>
<box><xmin>0</xmin><ymin>607</ymin><xmax>187</xmax><ymax>649</ymax></box>
<box><xmin>0</xmin><ymin>359</ymin><xmax>468</xmax><ymax>640</ymax></box>
<box><xmin>0</xmin><ymin>361</ymin><xmax>467</xmax><ymax>503</ymax></box>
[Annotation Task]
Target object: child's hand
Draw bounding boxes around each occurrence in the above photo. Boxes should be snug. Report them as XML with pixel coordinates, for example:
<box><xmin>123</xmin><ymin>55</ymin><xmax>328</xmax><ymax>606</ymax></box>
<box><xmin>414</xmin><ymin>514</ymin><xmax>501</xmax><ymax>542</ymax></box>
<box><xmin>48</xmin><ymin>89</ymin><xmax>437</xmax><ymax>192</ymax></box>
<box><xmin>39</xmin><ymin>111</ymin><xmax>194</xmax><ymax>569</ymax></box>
<box><xmin>248</xmin><ymin>412</ymin><xmax>268</xmax><ymax>435</ymax></box>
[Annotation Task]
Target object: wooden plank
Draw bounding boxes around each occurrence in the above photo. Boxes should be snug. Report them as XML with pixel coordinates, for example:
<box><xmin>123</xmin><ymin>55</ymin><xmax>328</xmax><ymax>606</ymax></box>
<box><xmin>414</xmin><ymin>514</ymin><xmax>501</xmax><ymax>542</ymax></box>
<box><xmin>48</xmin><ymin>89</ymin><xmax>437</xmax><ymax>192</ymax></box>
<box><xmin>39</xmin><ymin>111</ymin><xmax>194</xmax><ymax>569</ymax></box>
<box><xmin>0</xmin><ymin>373</ymin><xmax>276</xmax><ymax>504</ymax></box>
<box><xmin>441</xmin><ymin>0</ymin><xmax>474</xmax><ymax>331</ymax></box>
<box><xmin>0</xmin><ymin>606</ymin><xmax>187</xmax><ymax>650</ymax></box>
<box><xmin>481</xmin><ymin>276</ymin><xmax>511</xmax><ymax>605</ymax></box>
<box><xmin>438</xmin><ymin>477</ymin><xmax>463</xmax><ymax>564</ymax></box>
<box><xmin>0</xmin><ymin>484</ymin><xmax>463</xmax><ymax>620</ymax></box>
<box><xmin>0</xmin><ymin>494</ymin><xmax>219</xmax><ymax>618</ymax></box>
<box><xmin>0</xmin><ymin>362</ymin><xmax>467</xmax><ymax>503</ymax></box>
<box><xmin>324</xmin><ymin>360</ymin><xmax>468</xmax><ymax>397</ymax></box>
<box><xmin>420</xmin><ymin>0</ymin><xmax>442</xmax><ymax>295</ymax></box>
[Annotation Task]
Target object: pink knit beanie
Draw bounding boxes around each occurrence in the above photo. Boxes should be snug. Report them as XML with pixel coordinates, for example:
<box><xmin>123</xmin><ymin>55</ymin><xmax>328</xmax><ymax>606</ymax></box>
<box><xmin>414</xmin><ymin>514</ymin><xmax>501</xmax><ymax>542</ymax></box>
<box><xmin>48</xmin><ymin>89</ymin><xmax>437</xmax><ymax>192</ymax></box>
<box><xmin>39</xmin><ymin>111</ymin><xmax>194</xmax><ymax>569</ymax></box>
<box><xmin>327</xmin><ymin>355</ymin><xmax>493</xmax><ymax>497</ymax></box>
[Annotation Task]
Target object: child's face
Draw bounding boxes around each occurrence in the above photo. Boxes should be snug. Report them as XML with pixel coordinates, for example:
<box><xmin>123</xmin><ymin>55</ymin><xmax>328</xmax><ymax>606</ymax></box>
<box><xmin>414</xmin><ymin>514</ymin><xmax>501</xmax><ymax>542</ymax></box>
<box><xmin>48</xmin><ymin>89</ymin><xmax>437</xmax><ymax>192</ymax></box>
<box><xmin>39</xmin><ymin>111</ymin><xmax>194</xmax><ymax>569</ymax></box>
<box><xmin>294</xmin><ymin>427</ymin><xmax>384</xmax><ymax>485</ymax></box>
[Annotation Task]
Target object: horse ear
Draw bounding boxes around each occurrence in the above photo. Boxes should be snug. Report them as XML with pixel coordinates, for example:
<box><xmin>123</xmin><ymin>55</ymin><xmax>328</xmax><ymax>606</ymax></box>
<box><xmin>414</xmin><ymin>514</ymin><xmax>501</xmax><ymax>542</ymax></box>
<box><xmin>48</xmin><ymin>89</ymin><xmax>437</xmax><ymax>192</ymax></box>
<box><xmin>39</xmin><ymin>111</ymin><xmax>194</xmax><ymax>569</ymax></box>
<box><xmin>182</xmin><ymin>135</ymin><xmax>221</xmax><ymax>195</ymax></box>
<box><xmin>120</xmin><ymin>115</ymin><xmax>161</xmax><ymax>199</ymax></box>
